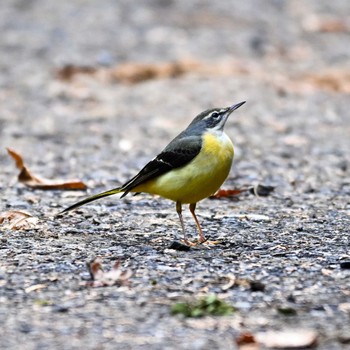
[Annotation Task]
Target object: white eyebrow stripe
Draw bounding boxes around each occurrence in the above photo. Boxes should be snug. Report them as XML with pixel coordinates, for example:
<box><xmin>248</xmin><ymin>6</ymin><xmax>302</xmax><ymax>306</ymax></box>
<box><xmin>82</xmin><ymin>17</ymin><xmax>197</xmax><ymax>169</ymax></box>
<box><xmin>203</xmin><ymin>108</ymin><xmax>227</xmax><ymax>120</ymax></box>
<box><xmin>203</xmin><ymin>110</ymin><xmax>222</xmax><ymax>120</ymax></box>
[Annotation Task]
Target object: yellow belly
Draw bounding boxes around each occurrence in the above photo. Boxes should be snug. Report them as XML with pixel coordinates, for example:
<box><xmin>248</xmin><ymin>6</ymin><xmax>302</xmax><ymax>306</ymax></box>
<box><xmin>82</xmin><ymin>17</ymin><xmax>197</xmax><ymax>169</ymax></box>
<box><xmin>134</xmin><ymin>132</ymin><xmax>234</xmax><ymax>204</ymax></box>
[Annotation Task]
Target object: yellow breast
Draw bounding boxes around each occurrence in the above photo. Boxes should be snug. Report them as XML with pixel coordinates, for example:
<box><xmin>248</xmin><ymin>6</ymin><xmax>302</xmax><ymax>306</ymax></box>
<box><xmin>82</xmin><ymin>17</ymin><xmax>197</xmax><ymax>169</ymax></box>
<box><xmin>136</xmin><ymin>131</ymin><xmax>234</xmax><ymax>204</ymax></box>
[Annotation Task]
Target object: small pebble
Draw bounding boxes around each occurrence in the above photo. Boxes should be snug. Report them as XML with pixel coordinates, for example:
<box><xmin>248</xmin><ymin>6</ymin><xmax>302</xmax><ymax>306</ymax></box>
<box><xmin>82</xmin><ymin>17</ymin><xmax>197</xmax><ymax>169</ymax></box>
<box><xmin>168</xmin><ymin>241</ymin><xmax>191</xmax><ymax>251</ymax></box>
<box><xmin>249</xmin><ymin>184</ymin><xmax>275</xmax><ymax>197</ymax></box>
<box><xmin>250</xmin><ymin>281</ymin><xmax>265</xmax><ymax>292</ymax></box>
<box><xmin>340</xmin><ymin>261</ymin><xmax>350</xmax><ymax>269</ymax></box>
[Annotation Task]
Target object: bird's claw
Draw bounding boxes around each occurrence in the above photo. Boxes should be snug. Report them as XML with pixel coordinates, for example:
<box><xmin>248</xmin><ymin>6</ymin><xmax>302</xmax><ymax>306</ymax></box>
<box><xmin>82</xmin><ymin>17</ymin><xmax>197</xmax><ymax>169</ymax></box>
<box><xmin>181</xmin><ymin>237</ymin><xmax>221</xmax><ymax>247</ymax></box>
<box><xmin>199</xmin><ymin>239</ymin><xmax>221</xmax><ymax>245</ymax></box>
<box><xmin>182</xmin><ymin>239</ymin><xmax>198</xmax><ymax>247</ymax></box>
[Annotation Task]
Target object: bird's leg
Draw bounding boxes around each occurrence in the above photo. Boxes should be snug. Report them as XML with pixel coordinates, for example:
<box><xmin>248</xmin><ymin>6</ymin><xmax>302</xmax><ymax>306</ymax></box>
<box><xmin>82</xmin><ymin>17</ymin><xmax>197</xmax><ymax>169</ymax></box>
<box><xmin>189</xmin><ymin>203</ymin><xmax>207</xmax><ymax>243</ymax></box>
<box><xmin>176</xmin><ymin>201</ymin><xmax>191</xmax><ymax>245</ymax></box>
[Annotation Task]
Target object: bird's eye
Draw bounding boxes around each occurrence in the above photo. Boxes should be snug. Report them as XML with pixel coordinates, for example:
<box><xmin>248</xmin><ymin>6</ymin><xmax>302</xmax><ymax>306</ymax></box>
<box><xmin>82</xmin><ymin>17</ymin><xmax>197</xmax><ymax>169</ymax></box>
<box><xmin>211</xmin><ymin>112</ymin><xmax>220</xmax><ymax>119</ymax></box>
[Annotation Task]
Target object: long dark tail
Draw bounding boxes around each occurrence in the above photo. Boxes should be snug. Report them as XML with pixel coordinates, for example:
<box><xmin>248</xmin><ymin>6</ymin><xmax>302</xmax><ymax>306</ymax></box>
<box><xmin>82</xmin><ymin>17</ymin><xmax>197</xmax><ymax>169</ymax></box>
<box><xmin>59</xmin><ymin>187</ymin><xmax>123</xmax><ymax>214</ymax></box>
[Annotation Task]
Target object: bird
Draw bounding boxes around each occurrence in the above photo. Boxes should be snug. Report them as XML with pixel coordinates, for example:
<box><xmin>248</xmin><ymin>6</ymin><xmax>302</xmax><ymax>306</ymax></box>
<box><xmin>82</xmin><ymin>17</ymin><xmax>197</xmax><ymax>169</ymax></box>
<box><xmin>60</xmin><ymin>101</ymin><xmax>246</xmax><ymax>245</ymax></box>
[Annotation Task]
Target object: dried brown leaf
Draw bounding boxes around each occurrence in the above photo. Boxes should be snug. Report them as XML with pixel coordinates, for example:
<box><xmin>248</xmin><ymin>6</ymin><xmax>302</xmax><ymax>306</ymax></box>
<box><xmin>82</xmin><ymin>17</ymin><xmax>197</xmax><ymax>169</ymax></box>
<box><xmin>88</xmin><ymin>258</ymin><xmax>103</xmax><ymax>280</ymax></box>
<box><xmin>211</xmin><ymin>184</ymin><xmax>274</xmax><ymax>199</ymax></box>
<box><xmin>304</xmin><ymin>69</ymin><xmax>350</xmax><ymax>93</ymax></box>
<box><xmin>7</xmin><ymin>148</ymin><xmax>87</xmax><ymax>190</ymax></box>
<box><xmin>0</xmin><ymin>210</ymin><xmax>38</xmax><ymax>230</ymax></box>
<box><xmin>54</xmin><ymin>59</ymin><xmax>248</xmax><ymax>85</ymax></box>
<box><xmin>8</xmin><ymin>147</ymin><xmax>24</xmax><ymax>168</ymax></box>
<box><xmin>85</xmin><ymin>258</ymin><xmax>132</xmax><ymax>288</ymax></box>
<box><xmin>236</xmin><ymin>331</ymin><xmax>258</xmax><ymax>348</ymax></box>
<box><xmin>54</xmin><ymin>58</ymin><xmax>350</xmax><ymax>97</ymax></box>
<box><xmin>303</xmin><ymin>15</ymin><xmax>350</xmax><ymax>33</ymax></box>
<box><xmin>109</xmin><ymin>60</ymin><xmax>201</xmax><ymax>84</ymax></box>
<box><xmin>210</xmin><ymin>188</ymin><xmax>247</xmax><ymax>199</ymax></box>
<box><xmin>55</xmin><ymin>64</ymin><xmax>97</xmax><ymax>81</ymax></box>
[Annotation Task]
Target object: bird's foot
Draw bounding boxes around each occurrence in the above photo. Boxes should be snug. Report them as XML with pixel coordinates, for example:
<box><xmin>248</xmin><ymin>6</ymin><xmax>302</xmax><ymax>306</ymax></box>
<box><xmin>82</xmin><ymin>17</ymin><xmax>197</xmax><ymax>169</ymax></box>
<box><xmin>198</xmin><ymin>237</ymin><xmax>221</xmax><ymax>246</ymax></box>
<box><xmin>182</xmin><ymin>239</ymin><xmax>198</xmax><ymax>247</ymax></box>
<box><xmin>179</xmin><ymin>237</ymin><xmax>221</xmax><ymax>247</ymax></box>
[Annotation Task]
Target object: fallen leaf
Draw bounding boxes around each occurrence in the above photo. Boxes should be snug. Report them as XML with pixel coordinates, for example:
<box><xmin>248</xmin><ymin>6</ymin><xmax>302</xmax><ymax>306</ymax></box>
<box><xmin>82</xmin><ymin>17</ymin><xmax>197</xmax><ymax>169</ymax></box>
<box><xmin>301</xmin><ymin>69</ymin><xmax>350</xmax><ymax>93</ymax></box>
<box><xmin>55</xmin><ymin>60</ymin><xmax>201</xmax><ymax>84</ymax></box>
<box><xmin>54</xmin><ymin>58</ymin><xmax>350</xmax><ymax>97</ymax></box>
<box><xmin>236</xmin><ymin>331</ymin><xmax>258</xmax><ymax>348</ymax></box>
<box><xmin>54</xmin><ymin>59</ymin><xmax>248</xmax><ymax>85</ymax></box>
<box><xmin>303</xmin><ymin>15</ymin><xmax>350</xmax><ymax>33</ymax></box>
<box><xmin>210</xmin><ymin>187</ymin><xmax>250</xmax><ymax>199</ymax></box>
<box><xmin>110</xmin><ymin>60</ymin><xmax>201</xmax><ymax>84</ymax></box>
<box><xmin>55</xmin><ymin>64</ymin><xmax>97</xmax><ymax>81</ymax></box>
<box><xmin>211</xmin><ymin>184</ymin><xmax>274</xmax><ymax>199</ymax></box>
<box><xmin>0</xmin><ymin>210</ymin><xmax>38</xmax><ymax>230</ymax></box>
<box><xmin>256</xmin><ymin>329</ymin><xmax>318</xmax><ymax>349</ymax></box>
<box><xmin>84</xmin><ymin>258</ymin><xmax>132</xmax><ymax>288</ymax></box>
<box><xmin>212</xmin><ymin>188</ymin><xmax>246</xmax><ymax>198</ymax></box>
<box><xmin>7</xmin><ymin>148</ymin><xmax>87</xmax><ymax>190</ymax></box>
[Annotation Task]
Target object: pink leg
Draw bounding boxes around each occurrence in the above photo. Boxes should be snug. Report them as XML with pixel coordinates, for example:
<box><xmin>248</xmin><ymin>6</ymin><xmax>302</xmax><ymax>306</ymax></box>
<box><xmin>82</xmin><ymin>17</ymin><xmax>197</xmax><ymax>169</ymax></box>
<box><xmin>189</xmin><ymin>203</ymin><xmax>207</xmax><ymax>243</ymax></box>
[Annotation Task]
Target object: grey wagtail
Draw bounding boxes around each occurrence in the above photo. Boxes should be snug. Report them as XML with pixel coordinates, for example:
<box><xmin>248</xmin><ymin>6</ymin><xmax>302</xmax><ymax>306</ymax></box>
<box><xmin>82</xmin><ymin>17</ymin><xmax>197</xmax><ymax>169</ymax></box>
<box><xmin>60</xmin><ymin>101</ymin><xmax>246</xmax><ymax>245</ymax></box>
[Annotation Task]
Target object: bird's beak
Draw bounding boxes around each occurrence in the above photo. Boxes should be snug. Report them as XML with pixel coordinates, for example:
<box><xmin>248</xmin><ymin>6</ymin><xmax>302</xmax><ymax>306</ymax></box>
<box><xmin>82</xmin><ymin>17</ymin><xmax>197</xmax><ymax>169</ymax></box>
<box><xmin>220</xmin><ymin>101</ymin><xmax>246</xmax><ymax>128</ymax></box>
<box><xmin>228</xmin><ymin>101</ymin><xmax>246</xmax><ymax>114</ymax></box>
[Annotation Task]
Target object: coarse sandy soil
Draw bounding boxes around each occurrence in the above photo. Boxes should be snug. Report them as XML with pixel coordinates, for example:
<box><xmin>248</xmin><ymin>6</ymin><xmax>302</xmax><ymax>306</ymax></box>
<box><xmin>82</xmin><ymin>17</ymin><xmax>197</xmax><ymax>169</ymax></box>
<box><xmin>1</xmin><ymin>1</ymin><xmax>349</xmax><ymax>349</ymax></box>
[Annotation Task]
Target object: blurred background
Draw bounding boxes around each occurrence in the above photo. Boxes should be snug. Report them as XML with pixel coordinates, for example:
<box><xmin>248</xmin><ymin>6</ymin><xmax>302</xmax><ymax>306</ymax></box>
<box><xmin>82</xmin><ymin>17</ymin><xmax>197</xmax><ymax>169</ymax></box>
<box><xmin>1</xmin><ymin>0</ymin><xmax>349</xmax><ymax>193</ymax></box>
<box><xmin>1</xmin><ymin>0</ymin><xmax>349</xmax><ymax>200</ymax></box>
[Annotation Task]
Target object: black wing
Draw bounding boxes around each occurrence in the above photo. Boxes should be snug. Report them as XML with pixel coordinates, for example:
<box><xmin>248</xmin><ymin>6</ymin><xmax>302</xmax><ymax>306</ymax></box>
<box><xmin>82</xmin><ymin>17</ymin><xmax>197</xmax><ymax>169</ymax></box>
<box><xmin>120</xmin><ymin>135</ymin><xmax>202</xmax><ymax>197</ymax></box>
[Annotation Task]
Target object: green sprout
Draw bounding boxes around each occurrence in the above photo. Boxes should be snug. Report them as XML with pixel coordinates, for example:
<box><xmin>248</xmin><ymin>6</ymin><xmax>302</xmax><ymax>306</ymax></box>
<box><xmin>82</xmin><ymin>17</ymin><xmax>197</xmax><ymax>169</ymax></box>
<box><xmin>171</xmin><ymin>295</ymin><xmax>235</xmax><ymax>318</ymax></box>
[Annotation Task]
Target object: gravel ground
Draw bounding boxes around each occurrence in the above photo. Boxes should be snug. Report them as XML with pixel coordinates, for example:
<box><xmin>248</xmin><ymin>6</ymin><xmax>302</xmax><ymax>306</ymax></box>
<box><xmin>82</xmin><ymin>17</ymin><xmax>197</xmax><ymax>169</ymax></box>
<box><xmin>1</xmin><ymin>1</ymin><xmax>350</xmax><ymax>349</ymax></box>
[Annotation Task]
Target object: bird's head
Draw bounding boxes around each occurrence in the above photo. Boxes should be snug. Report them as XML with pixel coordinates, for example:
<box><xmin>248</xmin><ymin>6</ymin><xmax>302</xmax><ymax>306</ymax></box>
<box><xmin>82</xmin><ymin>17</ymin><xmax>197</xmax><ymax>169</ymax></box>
<box><xmin>188</xmin><ymin>101</ymin><xmax>246</xmax><ymax>133</ymax></box>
